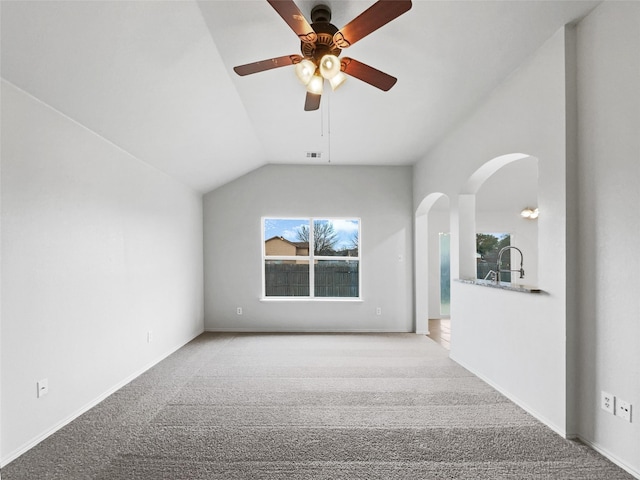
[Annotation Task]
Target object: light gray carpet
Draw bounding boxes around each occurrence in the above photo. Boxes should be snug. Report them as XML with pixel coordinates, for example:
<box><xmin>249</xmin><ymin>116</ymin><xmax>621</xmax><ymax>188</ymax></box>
<box><xmin>2</xmin><ymin>333</ymin><xmax>633</xmax><ymax>479</ymax></box>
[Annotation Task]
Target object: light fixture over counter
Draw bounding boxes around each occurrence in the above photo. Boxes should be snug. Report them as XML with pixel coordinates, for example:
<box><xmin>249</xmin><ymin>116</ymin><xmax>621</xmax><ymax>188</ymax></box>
<box><xmin>521</xmin><ymin>207</ymin><xmax>539</xmax><ymax>219</ymax></box>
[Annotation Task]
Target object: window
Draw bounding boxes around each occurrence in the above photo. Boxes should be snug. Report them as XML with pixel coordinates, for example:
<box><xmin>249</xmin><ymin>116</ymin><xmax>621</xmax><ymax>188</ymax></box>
<box><xmin>263</xmin><ymin>218</ymin><xmax>360</xmax><ymax>299</ymax></box>
<box><xmin>476</xmin><ymin>232</ymin><xmax>511</xmax><ymax>282</ymax></box>
<box><xmin>439</xmin><ymin>232</ymin><xmax>450</xmax><ymax>315</ymax></box>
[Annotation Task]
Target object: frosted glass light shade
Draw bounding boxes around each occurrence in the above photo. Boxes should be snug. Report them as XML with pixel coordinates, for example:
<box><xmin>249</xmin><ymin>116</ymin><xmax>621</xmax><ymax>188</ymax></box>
<box><xmin>319</xmin><ymin>54</ymin><xmax>340</xmax><ymax>79</ymax></box>
<box><xmin>306</xmin><ymin>74</ymin><xmax>324</xmax><ymax>95</ymax></box>
<box><xmin>295</xmin><ymin>59</ymin><xmax>316</xmax><ymax>85</ymax></box>
<box><xmin>329</xmin><ymin>72</ymin><xmax>347</xmax><ymax>91</ymax></box>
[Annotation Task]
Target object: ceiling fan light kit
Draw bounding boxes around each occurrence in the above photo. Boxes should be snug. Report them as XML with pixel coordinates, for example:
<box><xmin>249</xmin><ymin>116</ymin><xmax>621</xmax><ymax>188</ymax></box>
<box><xmin>295</xmin><ymin>59</ymin><xmax>316</xmax><ymax>85</ymax></box>
<box><xmin>319</xmin><ymin>54</ymin><xmax>341</xmax><ymax>80</ymax></box>
<box><xmin>329</xmin><ymin>71</ymin><xmax>347</xmax><ymax>91</ymax></box>
<box><xmin>306</xmin><ymin>74</ymin><xmax>324</xmax><ymax>95</ymax></box>
<box><xmin>233</xmin><ymin>0</ymin><xmax>412</xmax><ymax>111</ymax></box>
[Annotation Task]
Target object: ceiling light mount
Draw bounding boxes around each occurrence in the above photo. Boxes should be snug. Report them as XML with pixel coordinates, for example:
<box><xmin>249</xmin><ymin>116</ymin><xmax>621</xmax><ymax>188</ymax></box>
<box><xmin>520</xmin><ymin>207</ymin><xmax>539</xmax><ymax>219</ymax></box>
<box><xmin>310</xmin><ymin>4</ymin><xmax>331</xmax><ymax>24</ymax></box>
<box><xmin>300</xmin><ymin>16</ymin><xmax>341</xmax><ymax>61</ymax></box>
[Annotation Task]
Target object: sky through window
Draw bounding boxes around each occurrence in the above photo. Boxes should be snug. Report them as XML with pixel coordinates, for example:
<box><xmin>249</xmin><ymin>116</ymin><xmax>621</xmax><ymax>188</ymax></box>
<box><xmin>264</xmin><ymin>218</ymin><xmax>359</xmax><ymax>250</ymax></box>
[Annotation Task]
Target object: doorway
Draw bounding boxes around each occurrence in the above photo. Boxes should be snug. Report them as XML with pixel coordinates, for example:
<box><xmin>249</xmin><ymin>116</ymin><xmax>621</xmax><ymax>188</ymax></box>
<box><xmin>415</xmin><ymin>193</ymin><xmax>450</xmax><ymax>343</ymax></box>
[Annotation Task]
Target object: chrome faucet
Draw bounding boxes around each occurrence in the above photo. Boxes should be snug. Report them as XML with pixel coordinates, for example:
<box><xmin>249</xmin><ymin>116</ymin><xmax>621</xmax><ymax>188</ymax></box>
<box><xmin>496</xmin><ymin>246</ymin><xmax>525</xmax><ymax>284</ymax></box>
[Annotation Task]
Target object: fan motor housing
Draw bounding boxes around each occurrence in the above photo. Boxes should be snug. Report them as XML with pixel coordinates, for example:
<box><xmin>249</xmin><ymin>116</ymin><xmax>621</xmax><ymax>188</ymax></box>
<box><xmin>310</xmin><ymin>4</ymin><xmax>331</xmax><ymax>23</ymax></box>
<box><xmin>301</xmin><ymin>5</ymin><xmax>341</xmax><ymax>61</ymax></box>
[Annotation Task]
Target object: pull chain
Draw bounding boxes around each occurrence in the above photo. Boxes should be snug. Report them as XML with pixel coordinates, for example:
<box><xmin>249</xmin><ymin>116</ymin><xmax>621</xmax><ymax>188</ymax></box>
<box><xmin>318</xmin><ymin>88</ymin><xmax>331</xmax><ymax>164</ymax></box>
<box><xmin>327</xmin><ymin>89</ymin><xmax>331</xmax><ymax>164</ymax></box>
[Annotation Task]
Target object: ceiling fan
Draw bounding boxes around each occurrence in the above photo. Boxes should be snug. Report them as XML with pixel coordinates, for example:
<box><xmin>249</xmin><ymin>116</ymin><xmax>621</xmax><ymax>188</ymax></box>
<box><xmin>233</xmin><ymin>0</ymin><xmax>412</xmax><ymax>111</ymax></box>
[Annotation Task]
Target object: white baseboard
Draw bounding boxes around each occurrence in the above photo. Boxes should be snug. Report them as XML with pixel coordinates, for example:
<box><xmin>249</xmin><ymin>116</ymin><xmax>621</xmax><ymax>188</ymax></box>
<box><xmin>449</xmin><ymin>353</ymin><xmax>566</xmax><ymax>437</ymax></box>
<box><xmin>203</xmin><ymin>328</ymin><xmax>412</xmax><ymax>333</ymax></box>
<box><xmin>576</xmin><ymin>436</ymin><xmax>640</xmax><ymax>479</ymax></box>
<box><xmin>450</xmin><ymin>354</ymin><xmax>640</xmax><ymax>479</ymax></box>
<box><xmin>0</xmin><ymin>329</ymin><xmax>203</xmax><ymax>468</ymax></box>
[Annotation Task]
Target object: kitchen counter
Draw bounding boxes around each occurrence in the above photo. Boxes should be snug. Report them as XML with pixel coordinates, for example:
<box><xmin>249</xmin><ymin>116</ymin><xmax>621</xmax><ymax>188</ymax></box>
<box><xmin>455</xmin><ymin>278</ymin><xmax>542</xmax><ymax>294</ymax></box>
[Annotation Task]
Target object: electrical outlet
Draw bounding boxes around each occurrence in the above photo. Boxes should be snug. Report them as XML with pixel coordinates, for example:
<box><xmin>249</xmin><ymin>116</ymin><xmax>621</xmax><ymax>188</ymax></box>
<box><xmin>37</xmin><ymin>379</ymin><xmax>49</xmax><ymax>398</ymax></box>
<box><xmin>237</xmin><ymin>307</ymin><xmax>243</xmax><ymax>315</ymax></box>
<box><xmin>376</xmin><ymin>307</ymin><xmax>382</xmax><ymax>315</ymax></box>
<box><xmin>616</xmin><ymin>399</ymin><xmax>632</xmax><ymax>422</ymax></box>
<box><xmin>601</xmin><ymin>391</ymin><xmax>615</xmax><ymax>414</ymax></box>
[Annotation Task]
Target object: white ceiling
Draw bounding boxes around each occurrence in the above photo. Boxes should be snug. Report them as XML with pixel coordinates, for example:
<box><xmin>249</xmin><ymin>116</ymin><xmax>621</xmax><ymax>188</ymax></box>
<box><xmin>1</xmin><ymin>0</ymin><xmax>599</xmax><ymax>193</ymax></box>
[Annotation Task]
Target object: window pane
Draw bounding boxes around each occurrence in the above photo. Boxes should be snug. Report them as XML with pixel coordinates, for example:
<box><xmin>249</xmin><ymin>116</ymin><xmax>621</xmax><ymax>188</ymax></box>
<box><xmin>439</xmin><ymin>233</ymin><xmax>450</xmax><ymax>316</ymax></box>
<box><xmin>314</xmin><ymin>260</ymin><xmax>359</xmax><ymax>297</ymax></box>
<box><xmin>313</xmin><ymin>219</ymin><xmax>359</xmax><ymax>257</ymax></box>
<box><xmin>265</xmin><ymin>260</ymin><xmax>310</xmax><ymax>297</ymax></box>
<box><xmin>264</xmin><ymin>218</ymin><xmax>310</xmax><ymax>257</ymax></box>
<box><xmin>476</xmin><ymin>233</ymin><xmax>511</xmax><ymax>282</ymax></box>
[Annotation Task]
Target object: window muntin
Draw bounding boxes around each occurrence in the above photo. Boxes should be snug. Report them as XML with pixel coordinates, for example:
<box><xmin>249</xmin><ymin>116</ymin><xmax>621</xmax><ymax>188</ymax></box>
<box><xmin>263</xmin><ymin>218</ymin><xmax>360</xmax><ymax>299</ymax></box>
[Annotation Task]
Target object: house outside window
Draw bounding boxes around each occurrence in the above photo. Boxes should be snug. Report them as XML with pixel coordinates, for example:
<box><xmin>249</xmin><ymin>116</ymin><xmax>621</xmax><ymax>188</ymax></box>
<box><xmin>263</xmin><ymin>218</ymin><xmax>360</xmax><ymax>299</ymax></box>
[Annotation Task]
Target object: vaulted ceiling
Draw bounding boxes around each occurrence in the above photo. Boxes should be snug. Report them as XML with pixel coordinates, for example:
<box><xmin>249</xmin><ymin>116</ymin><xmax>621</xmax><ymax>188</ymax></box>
<box><xmin>1</xmin><ymin>1</ymin><xmax>598</xmax><ymax>193</ymax></box>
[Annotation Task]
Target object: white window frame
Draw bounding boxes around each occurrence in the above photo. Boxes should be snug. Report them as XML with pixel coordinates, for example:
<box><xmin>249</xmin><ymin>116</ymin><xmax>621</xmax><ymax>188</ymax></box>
<box><xmin>262</xmin><ymin>217</ymin><xmax>361</xmax><ymax>301</ymax></box>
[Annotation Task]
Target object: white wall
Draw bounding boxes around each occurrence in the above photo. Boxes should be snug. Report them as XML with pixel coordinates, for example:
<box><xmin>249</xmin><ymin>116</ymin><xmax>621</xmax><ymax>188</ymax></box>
<box><xmin>414</xmin><ymin>3</ymin><xmax>640</xmax><ymax>474</ymax></box>
<box><xmin>575</xmin><ymin>1</ymin><xmax>640</xmax><ymax>474</ymax></box>
<box><xmin>413</xmin><ymin>27</ymin><xmax>571</xmax><ymax>434</ymax></box>
<box><xmin>0</xmin><ymin>81</ymin><xmax>204</xmax><ymax>465</ymax></box>
<box><xmin>203</xmin><ymin>164</ymin><xmax>413</xmax><ymax>332</ymax></box>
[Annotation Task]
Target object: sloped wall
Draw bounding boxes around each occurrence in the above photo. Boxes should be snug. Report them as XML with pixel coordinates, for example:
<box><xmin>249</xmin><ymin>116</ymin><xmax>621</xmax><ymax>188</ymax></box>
<box><xmin>0</xmin><ymin>81</ymin><xmax>204</xmax><ymax>464</ymax></box>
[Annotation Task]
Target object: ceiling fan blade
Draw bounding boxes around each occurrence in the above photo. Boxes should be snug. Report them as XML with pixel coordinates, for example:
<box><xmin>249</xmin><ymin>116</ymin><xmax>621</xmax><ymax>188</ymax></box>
<box><xmin>341</xmin><ymin>58</ymin><xmax>397</xmax><ymax>91</ymax></box>
<box><xmin>267</xmin><ymin>0</ymin><xmax>317</xmax><ymax>43</ymax></box>
<box><xmin>304</xmin><ymin>92</ymin><xmax>321</xmax><ymax>111</ymax></box>
<box><xmin>234</xmin><ymin>54</ymin><xmax>302</xmax><ymax>76</ymax></box>
<box><xmin>333</xmin><ymin>0</ymin><xmax>412</xmax><ymax>48</ymax></box>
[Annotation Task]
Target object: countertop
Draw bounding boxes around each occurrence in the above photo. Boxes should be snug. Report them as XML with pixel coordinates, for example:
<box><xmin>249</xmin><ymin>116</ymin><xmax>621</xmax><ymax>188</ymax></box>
<box><xmin>455</xmin><ymin>278</ymin><xmax>542</xmax><ymax>294</ymax></box>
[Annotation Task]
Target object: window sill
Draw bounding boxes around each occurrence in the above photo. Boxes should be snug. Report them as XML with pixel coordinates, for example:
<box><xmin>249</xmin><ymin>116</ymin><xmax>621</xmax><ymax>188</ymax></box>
<box><xmin>260</xmin><ymin>297</ymin><xmax>363</xmax><ymax>302</ymax></box>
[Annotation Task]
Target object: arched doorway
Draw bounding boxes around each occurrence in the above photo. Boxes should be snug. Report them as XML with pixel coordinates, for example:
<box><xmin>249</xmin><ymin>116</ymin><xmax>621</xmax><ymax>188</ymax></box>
<box><xmin>415</xmin><ymin>193</ymin><xmax>450</xmax><ymax>338</ymax></box>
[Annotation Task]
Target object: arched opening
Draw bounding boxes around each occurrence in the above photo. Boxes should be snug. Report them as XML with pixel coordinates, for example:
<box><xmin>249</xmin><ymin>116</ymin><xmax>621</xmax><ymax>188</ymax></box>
<box><xmin>415</xmin><ymin>193</ymin><xmax>450</xmax><ymax>342</ymax></box>
<box><xmin>458</xmin><ymin>153</ymin><xmax>539</xmax><ymax>285</ymax></box>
